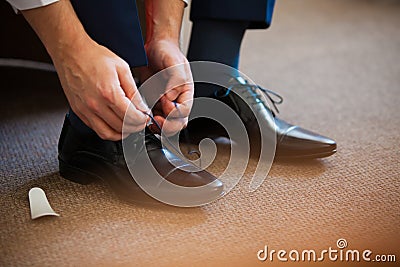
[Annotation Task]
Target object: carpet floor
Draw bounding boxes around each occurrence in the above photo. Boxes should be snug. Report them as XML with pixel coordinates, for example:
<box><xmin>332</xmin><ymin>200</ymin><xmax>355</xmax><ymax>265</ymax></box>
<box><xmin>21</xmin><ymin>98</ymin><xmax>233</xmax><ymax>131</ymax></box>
<box><xmin>1</xmin><ymin>0</ymin><xmax>399</xmax><ymax>266</ymax></box>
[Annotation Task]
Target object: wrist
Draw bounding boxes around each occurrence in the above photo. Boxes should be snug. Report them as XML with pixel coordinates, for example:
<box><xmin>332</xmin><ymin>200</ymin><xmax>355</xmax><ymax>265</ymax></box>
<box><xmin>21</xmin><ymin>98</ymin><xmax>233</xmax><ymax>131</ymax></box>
<box><xmin>21</xmin><ymin>0</ymin><xmax>93</xmax><ymax>61</ymax></box>
<box><xmin>146</xmin><ymin>35</ymin><xmax>180</xmax><ymax>47</ymax></box>
<box><xmin>144</xmin><ymin>21</ymin><xmax>181</xmax><ymax>47</ymax></box>
<box><xmin>48</xmin><ymin>31</ymin><xmax>94</xmax><ymax>62</ymax></box>
<box><xmin>43</xmin><ymin>9</ymin><xmax>93</xmax><ymax>60</ymax></box>
<box><xmin>144</xmin><ymin>38</ymin><xmax>179</xmax><ymax>50</ymax></box>
<box><xmin>144</xmin><ymin>0</ymin><xmax>184</xmax><ymax>46</ymax></box>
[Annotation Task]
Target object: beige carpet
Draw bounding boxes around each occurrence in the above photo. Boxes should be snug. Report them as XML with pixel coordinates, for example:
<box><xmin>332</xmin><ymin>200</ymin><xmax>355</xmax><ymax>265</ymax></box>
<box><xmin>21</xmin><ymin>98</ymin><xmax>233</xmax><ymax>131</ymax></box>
<box><xmin>1</xmin><ymin>0</ymin><xmax>399</xmax><ymax>266</ymax></box>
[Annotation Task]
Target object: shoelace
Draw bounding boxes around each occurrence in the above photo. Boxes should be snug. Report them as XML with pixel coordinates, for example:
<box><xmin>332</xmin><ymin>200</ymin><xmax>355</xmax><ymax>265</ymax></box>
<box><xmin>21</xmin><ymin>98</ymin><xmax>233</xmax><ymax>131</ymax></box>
<box><xmin>215</xmin><ymin>79</ymin><xmax>283</xmax><ymax>116</ymax></box>
<box><xmin>141</xmin><ymin>104</ymin><xmax>202</xmax><ymax>168</ymax></box>
<box><xmin>131</xmin><ymin>79</ymin><xmax>281</xmax><ymax>168</ymax></box>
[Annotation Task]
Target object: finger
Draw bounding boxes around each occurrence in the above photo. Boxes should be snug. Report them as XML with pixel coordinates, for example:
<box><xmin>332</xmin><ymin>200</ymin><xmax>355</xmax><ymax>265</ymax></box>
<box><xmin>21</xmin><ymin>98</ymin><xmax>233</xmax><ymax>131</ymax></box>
<box><xmin>121</xmin><ymin>104</ymin><xmax>149</xmax><ymax>134</ymax></box>
<box><xmin>84</xmin><ymin>110</ymin><xmax>122</xmax><ymax>141</ymax></box>
<box><xmin>123</xmin><ymin>122</ymin><xmax>147</xmax><ymax>135</ymax></box>
<box><xmin>130</xmin><ymin>88</ymin><xmax>150</xmax><ymax>113</ymax></box>
<box><xmin>116</xmin><ymin>62</ymin><xmax>149</xmax><ymax>112</ymax></box>
<box><xmin>149</xmin><ymin>123</ymin><xmax>161</xmax><ymax>134</ymax></box>
<box><xmin>92</xmin><ymin>106</ymin><xmax>123</xmax><ymax>133</ymax></box>
<box><xmin>92</xmin><ymin>106</ymin><xmax>144</xmax><ymax>134</ymax></box>
<box><xmin>108</xmin><ymin>90</ymin><xmax>149</xmax><ymax>125</ymax></box>
<box><xmin>151</xmin><ymin>115</ymin><xmax>165</xmax><ymax>134</ymax></box>
<box><xmin>174</xmin><ymin>86</ymin><xmax>194</xmax><ymax>117</ymax></box>
<box><xmin>164</xmin><ymin>62</ymin><xmax>193</xmax><ymax>94</ymax></box>
<box><xmin>72</xmin><ymin>108</ymin><xmax>93</xmax><ymax>130</ymax></box>
<box><xmin>153</xmin><ymin>115</ymin><xmax>188</xmax><ymax>137</ymax></box>
<box><xmin>151</xmin><ymin>100</ymin><xmax>163</xmax><ymax>114</ymax></box>
<box><xmin>159</xmin><ymin>91</ymin><xmax>193</xmax><ymax>119</ymax></box>
<box><xmin>84</xmin><ymin>85</ymin><xmax>148</xmax><ymax>132</ymax></box>
<box><xmin>116</xmin><ymin>61</ymin><xmax>135</xmax><ymax>99</ymax></box>
<box><xmin>74</xmin><ymin>99</ymin><xmax>122</xmax><ymax>140</ymax></box>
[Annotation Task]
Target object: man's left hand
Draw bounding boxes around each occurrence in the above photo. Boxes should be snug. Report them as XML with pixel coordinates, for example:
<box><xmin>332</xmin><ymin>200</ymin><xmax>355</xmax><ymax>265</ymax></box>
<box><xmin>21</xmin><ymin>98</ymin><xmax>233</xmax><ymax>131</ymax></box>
<box><xmin>139</xmin><ymin>40</ymin><xmax>193</xmax><ymax>136</ymax></box>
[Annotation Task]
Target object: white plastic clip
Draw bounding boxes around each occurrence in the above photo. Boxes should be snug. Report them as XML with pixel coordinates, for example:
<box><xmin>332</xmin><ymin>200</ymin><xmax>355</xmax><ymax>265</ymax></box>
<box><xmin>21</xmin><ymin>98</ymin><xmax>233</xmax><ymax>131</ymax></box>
<box><xmin>28</xmin><ymin>187</ymin><xmax>60</xmax><ymax>219</ymax></box>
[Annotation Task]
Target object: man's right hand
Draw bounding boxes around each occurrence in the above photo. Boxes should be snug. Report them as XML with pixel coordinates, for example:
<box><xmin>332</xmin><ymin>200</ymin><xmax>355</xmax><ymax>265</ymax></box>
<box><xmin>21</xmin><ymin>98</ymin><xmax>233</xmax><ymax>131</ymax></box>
<box><xmin>53</xmin><ymin>40</ymin><xmax>150</xmax><ymax>141</ymax></box>
<box><xmin>21</xmin><ymin>0</ymin><xmax>149</xmax><ymax>141</ymax></box>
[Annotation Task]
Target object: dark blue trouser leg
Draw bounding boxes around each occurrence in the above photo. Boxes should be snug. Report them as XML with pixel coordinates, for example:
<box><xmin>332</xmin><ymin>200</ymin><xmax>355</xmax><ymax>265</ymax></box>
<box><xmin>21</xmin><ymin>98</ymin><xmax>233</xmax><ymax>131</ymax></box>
<box><xmin>188</xmin><ymin>0</ymin><xmax>276</xmax><ymax>97</ymax></box>
<box><xmin>187</xmin><ymin>19</ymin><xmax>249</xmax><ymax>69</ymax></box>
<box><xmin>187</xmin><ymin>19</ymin><xmax>249</xmax><ymax>97</ymax></box>
<box><xmin>67</xmin><ymin>0</ymin><xmax>147</xmax><ymax>133</ymax></box>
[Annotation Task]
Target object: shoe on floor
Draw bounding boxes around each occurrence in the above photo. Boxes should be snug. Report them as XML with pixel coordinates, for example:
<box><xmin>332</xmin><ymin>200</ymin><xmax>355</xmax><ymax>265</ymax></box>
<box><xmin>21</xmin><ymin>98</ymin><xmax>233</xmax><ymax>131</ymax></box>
<box><xmin>58</xmin><ymin>115</ymin><xmax>224</xmax><ymax>205</ymax></box>
<box><xmin>186</xmin><ymin>77</ymin><xmax>336</xmax><ymax>159</ymax></box>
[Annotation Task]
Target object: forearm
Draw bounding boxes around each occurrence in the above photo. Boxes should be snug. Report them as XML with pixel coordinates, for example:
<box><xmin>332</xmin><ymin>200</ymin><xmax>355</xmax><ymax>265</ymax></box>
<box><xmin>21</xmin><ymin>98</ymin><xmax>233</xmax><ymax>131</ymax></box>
<box><xmin>144</xmin><ymin>0</ymin><xmax>185</xmax><ymax>45</ymax></box>
<box><xmin>21</xmin><ymin>0</ymin><xmax>92</xmax><ymax>59</ymax></box>
<box><xmin>140</xmin><ymin>0</ymin><xmax>192</xmax><ymax>135</ymax></box>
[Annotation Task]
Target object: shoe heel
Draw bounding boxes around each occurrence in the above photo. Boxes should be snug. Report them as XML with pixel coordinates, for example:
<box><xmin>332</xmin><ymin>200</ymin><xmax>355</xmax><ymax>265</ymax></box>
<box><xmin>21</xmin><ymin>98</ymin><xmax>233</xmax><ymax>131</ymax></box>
<box><xmin>59</xmin><ymin>158</ymin><xmax>97</xmax><ymax>185</ymax></box>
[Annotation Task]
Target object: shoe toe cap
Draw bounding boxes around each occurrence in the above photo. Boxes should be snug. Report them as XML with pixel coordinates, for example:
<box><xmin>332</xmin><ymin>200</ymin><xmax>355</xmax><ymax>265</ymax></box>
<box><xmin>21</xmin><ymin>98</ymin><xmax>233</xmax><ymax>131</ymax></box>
<box><xmin>278</xmin><ymin>125</ymin><xmax>337</xmax><ymax>158</ymax></box>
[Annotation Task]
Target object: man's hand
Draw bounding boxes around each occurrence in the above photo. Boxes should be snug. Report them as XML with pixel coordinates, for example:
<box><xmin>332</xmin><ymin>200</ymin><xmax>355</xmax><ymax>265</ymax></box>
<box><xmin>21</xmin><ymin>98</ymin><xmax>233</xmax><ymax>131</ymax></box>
<box><xmin>53</xmin><ymin>40</ymin><xmax>150</xmax><ymax>140</ymax></box>
<box><xmin>139</xmin><ymin>40</ymin><xmax>193</xmax><ymax>136</ymax></box>
<box><xmin>139</xmin><ymin>0</ymin><xmax>193</xmax><ymax>136</ymax></box>
<box><xmin>22</xmin><ymin>0</ymin><xmax>149</xmax><ymax>141</ymax></box>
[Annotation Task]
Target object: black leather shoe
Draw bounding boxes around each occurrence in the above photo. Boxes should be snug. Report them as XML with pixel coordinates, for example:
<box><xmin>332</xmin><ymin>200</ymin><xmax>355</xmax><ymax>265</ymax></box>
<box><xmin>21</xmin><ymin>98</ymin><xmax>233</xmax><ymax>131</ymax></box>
<box><xmin>58</xmin><ymin>115</ymin><xmax>224</xmax><ymax>205</ymax></box>
<box><xmin>188</xmin><ymin>77</ymin><xmax>336</xmax><ymax>159</ymax></box>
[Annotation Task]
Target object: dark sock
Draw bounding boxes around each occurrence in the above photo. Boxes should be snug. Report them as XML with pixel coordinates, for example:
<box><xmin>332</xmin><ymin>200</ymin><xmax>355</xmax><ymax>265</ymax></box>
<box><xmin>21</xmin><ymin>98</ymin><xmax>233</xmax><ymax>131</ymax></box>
<box><xmin>187</xmin><ymin>19</ymin><xmax>249</xmax><ymax>97</ymax></box>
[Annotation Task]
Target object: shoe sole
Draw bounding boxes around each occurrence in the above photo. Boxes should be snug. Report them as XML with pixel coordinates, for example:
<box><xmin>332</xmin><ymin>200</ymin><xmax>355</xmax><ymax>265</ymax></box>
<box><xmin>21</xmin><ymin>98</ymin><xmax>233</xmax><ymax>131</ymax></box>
<box><xmin>275</xmin><ymin>149</ymin><xmax>337</xmax><ymax>160</ymax></box>
<box><xmin>59</xmin><ymin>157</ymin><xmax>100</xmax><ymax>185</ymax></box>
<box><xmin>59</xmin><ymin>157</ymin><xmax>163</xmax><ymax>205</ymax></box>
<box><xmin>59</xmin><ymin>157</ymin><xmax>225</xmax><ymax>206</ymax></box>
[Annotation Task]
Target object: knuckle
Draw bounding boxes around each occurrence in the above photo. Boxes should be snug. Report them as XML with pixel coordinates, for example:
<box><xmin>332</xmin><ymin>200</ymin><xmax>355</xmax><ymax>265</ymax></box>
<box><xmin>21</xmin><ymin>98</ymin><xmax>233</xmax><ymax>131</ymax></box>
<box><xmin>97</xmin><ymin>131</ymin><xmax>108</xmax><ymax>140</ymax></box>
<box><xmin>120</xmin><ymin>60</ymin><xmax>130</xmax><ymax>70</ymax></box>
<box><xmin>108</xmin><ymin>134</ymin><xmax>121</xmax><ymax>141</ymax></box>
<box><xmin>86</xmin><ymin>99</ymin><xmax>100</xmax><ymax>113</ymax></box>
<box><xmin>127</xmin><ymin>111</ymin><xmax>145</xmax><ymax>123</ymax></box>
<box><xmin>116</xmin><ymin>60</ymin><xmax>129</xmax><ymax>72</ymax></box>
<box><xmin>100</xmin><ymin>89</ymin><xmax>114</xmax><ymax>103</ymax></box>
<box><xmin>132</xmin><ymin>125</ymin><xmax>146</xmax><ymax>133</ymax></box>
<box><xmin>97</xmin><ymin>131</ymin><xmax>116</xmax><ymax>141</ymax></box>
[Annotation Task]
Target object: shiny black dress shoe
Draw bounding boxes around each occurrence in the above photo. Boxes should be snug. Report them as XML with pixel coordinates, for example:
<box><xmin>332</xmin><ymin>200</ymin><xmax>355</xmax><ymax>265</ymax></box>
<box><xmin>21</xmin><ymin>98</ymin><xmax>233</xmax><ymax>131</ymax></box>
<box><xmin>187</xmin><ymin>77</ymin><xmax>336</xmax><ymax>159</ymax></box>
<box><xmin>58</xmin><ymin>115</ymin><xmax>224</xmax><ymax>204</ymax></box>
